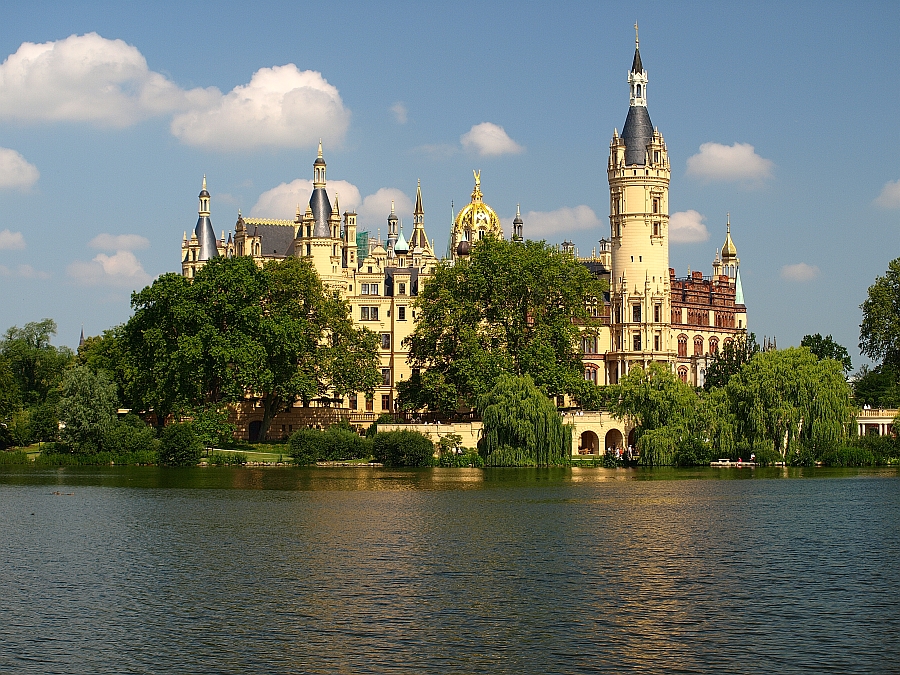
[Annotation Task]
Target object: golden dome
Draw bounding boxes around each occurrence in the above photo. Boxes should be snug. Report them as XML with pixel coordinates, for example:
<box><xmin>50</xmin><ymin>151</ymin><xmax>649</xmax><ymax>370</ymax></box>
<box><xmin>721</xmin><ymin>216</ymin><xmax>738</xmax><ymax>259</ymax></box>
<box><xmin>452</xmin><ymin>170</ymin><xmax>502</xmax><ymax>246</ymax></box>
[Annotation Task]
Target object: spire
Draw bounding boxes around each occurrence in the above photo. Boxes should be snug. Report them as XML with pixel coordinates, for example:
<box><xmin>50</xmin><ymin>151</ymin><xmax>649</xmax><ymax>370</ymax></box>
<box><xmin>622</xmin><ymin>27</ymin><xmax>652</xmax><ymax>164</ymax></box>
<box><xmin>310</xmin><ymin>143</ymin><xmax>332</xmax><ymax>236</ymax></box>
<box><xmin>79</xmin><ymin>326</ymin><xmax>85</xmax><ymax>348</ymax></box>
<box><xmin>414</xmin><ymin>179</ymin><xmax>424</xmax><ymax>217</ymax></box>
<box><xmin>734</xmin><ymin>268</ymin><xmax>745</xmax><ymax>305</ymax></box>
<box><xmin>632</xmin><ymin>22</ymin><xmax>643</xmax><ymax>73</ymax></box>
<box><xmin>317</xmin><ymin>138</ymin><xmax>323</xmax><ymax>160</ymax></box>
<box><xmin>512</xmin><ymin>203</ymin><xmax>523</xmax><ymax>241</ymax></box>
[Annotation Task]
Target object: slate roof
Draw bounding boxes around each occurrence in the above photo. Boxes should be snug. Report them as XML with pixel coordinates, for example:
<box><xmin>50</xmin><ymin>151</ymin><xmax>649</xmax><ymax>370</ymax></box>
<box><xmin>194</xmin><ymin>215</ymin><xmax>219</xmax><ymax>261</ymax></box>
<box><xmin>309</xmin><ymin>188</ymin><xmax>332</xmax><ymax>237</ymax></box>
<box><xmin>248</xmin><ymin>222</ymin><xmax>297</xmax><ymax>256</ymax></box>
<box><xmin>621</xmin><ymin>105</ymin><xmax>653</xmax><ymax>166</ymax></box>
<box><xmin>631</xmin><ymin>47</ymin><xmax>643</xmax><ymax>74</ymax></box>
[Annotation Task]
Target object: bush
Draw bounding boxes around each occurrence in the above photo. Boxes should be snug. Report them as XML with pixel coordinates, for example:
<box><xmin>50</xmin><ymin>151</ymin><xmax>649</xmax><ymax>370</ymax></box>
<box><xmin>819</xmin><ymin>445</ymin><xmax>876</xmax><ymax>467</ymax></box>
<box><xmin>373</xmin><ymin>430</ymin><xmax>434</xmax><ymax>467</ymax></box>
<box><xmin>437</xmin><ymin>449</ymin><xmax>484</xmax><ymax>468</ymax></box>
<box><xmin>159</xmin><ymin>422</ymin><xmax>203</xmax><ymax>466</ymax></box>
<box><xmin>0</xmin><ymin>450</ymin><xmax>30</xmax><ymax>465</ymax></box>
<box><xmin>102</xmin><ymin>421</ymin><xmax>157</xmax><ymax>456</ymax></box>
<box><xmin>289</xmin><ymin>426</ymin><xmax>372</xmax><ymax>464</ymax></box>
<box><xmin>209</xmin><ymin>452</ymin><xmax>248</xmax><ymax>466</ymax></box>
<box><xmin>289</xmin><ymin>429</ymin><xmax>325</xmax><ymax>465</ymax></box>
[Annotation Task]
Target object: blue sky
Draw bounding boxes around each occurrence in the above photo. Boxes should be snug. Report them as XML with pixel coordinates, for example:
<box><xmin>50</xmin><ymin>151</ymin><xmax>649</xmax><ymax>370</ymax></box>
<box><xmin>0</xmin><ymin>1</ymin><xmax>897</xmax><ymax>368</ymax></box>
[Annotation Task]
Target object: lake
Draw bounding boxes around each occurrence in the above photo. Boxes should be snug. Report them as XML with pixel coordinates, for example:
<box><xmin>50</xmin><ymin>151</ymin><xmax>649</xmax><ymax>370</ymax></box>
<box><xmin>1</xmin><ymin>466</ymin><xmax>898</xmax><ymax>674</ymax></box>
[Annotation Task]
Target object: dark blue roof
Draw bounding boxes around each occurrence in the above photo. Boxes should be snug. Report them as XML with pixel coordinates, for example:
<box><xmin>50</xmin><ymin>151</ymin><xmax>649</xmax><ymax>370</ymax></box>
<box><xmin>621</xmin><ymin>105</ymin><xmax>653</xmax><ymax>166</ymax></box>
<box><xmin>194</xmin><ymin>215</ymin><xmax>219</xmax><ymax>261</ymax></box>
<box><xmin>309</xmin><ymin>188</ymin><xmax>332</xmax><ymax>237</ymax></box>
<box><xmin>631</xmin><ymin>48</ymin><xmax>643</xmax><ymax>74</ymax></box>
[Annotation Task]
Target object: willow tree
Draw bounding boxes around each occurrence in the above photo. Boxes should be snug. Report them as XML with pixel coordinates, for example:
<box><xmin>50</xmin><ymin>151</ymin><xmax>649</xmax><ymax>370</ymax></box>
<box><xmin>476</xmin><ymin>374</ymin><xmax>570</xmax><ymax>466</ymax></box>
<box><xmin>726</xmin><ymin>347</ymin><xmax>854</xmax><ymax>461</ymax></box>
<box><xmin>399</xmin><ymin>237</ymin><xmax>605</xmax><ymax>414</ymax></box>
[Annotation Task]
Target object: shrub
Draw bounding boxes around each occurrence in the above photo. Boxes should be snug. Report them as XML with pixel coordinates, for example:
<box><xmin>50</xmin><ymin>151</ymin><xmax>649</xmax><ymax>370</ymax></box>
<box><xmin>373</xmin><ymin>430</ymin><xmax>434</xmax><ymax>467</ymax></box>
<box><xmin>818</xmin><ymin>446</ymin><xmax>876</xmax><ymax>467</ymax></box>
<box><xmin>159</xmin><ymin>422</ymin><xmax>203</xmax><ymax>466</ymax></box>
<box><xmin>289</xmin><ymin>428</ymin><xmax>326</xmax><ymax>465</ymax></box>
<box><xmin>102</xmin><ymin>421</ymin><xmax>157</xmax><ymax>456</ymax></box>
<box><xmin>321</xmin><ymin>427</ymin><xmax>371</xmax><ymax>461</ymax></box>
<box><xmin>209</xmin><ymin>452</ymin><xmax>248</xmax><ymax>466</ymax></box>
<box><xmin>0</xmin><ymin>450</ymin><xmax>30</xmax><ymax>465</ymax></box>
<box><xmin>437</xmin><ymin>449</ymin><xmax>483</xmax><ymax>468</ymax></box>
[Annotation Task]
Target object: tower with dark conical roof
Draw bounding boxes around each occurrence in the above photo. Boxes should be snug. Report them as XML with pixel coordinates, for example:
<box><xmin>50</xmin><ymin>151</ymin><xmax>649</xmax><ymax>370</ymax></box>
<box><xmin>607</xmin><ymin>26</ymin><xmax>673</xmax><ymax>383</ymax></box>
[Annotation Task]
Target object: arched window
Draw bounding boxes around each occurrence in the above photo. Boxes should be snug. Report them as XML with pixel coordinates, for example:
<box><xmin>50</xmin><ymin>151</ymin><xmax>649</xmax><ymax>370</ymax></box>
<box><xmin>694</xmin><ymin>336</ymin><xmax>704</xmax><ymax>356</ymax></box>
<box><xmin>709</xmin><ymin>338</ymin><xmax>719</xmax><ymax>354</ymax></box>
<box><xmin>724</xmin><ymin>338</ymin><xmax>734</xmax><ymax>348</ymax></box>
<box><xmin>584</xmin><ymin>366</ymin><xmax>598</xmax><ymax>383</ymax></box>
<box><xmin>677</xmin><ymin>335</ymin><xmax>688</xmax><ymax>358</ymax></box>
<box><xmin>636</xmin><ymin>84</ymin><xmax>642</xmax><ymax>98</ymax></box>
<box><xmin>678</xmin><ymin>366</ymin><xmax>688</xmax><ymax>383</ymax></box>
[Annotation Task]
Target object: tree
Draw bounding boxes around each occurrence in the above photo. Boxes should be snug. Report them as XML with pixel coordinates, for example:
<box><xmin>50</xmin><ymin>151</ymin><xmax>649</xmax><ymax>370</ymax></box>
<box><xmin>726</xmin><ymin>347</ymin><xmax>854</xmax><ymax>461</ymax></box>
<box><xmin>860</xmin><ymin>257</ymin><xmax>900</xmax><ymax>369</ymax></box>
<box><xmin>372</xmin><ymin>430</ymin><xmax>434</xmax><ymax>467</ymax></box>
<box><xmin>122</xmin><ymin>256</ymin><xmax>380</xmax><ymax>440</ymax></box>
<box><xmin>602</xmin><ymin>363</ymin><xmax>703</xmax><ymax>465</ymax></box>
<box><xmin>1</xmin><ymin>319</ymin><xmax>73</xmax><ymax>407</ymax></box>
<box><xmin>703</xmin><ymin>332</ymin><xmax>759</xmax><ymax>390</ymax></box>
<box><xmin>801</xmin><ymin>333</ymin><xmax>852</xmax><ymax>374</ymax></box>
<box><xmin>57</xmin><ymin>365</ymin><xmax>118</xmax><ymax>453</ymax></box>
<box><xmin>399</xmin><ymin>238</ymin><xmax>606</xmax><ymax>414</ymax></box>
<box><xmin>76</xmin><ymin>326</ymin><xmax>130</xmax><ymax>406</ymax></box>
<box><xmin>851</xmin><ymin>363</ymin><xmax>900</xmax><ymax>408</ymax></box>
<box><xmin>476</xmin><ymin>374</ymin><xmax>570</xmax><ymax>466</ymax></box>
<box><xmin>159</xmin><ymin>422</ymin><xmax>203</xmax><ymax>466</ymax></box>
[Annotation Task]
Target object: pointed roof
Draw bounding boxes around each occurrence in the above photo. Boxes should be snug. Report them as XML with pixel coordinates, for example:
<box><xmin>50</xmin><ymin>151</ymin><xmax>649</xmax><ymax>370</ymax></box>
<box><xmin>414</xmin><ymin>180</ymin><xmax>424</xmax><ymax>216</ymax></box>
<box><xmin>395</xmin><ymin>225</ymin><xmax>409</xmax><ymax>253</ymax></box>
<box><xmin>734</xmin><ymin>268</ymin><xmax>745</xmax><ymax>305</ymax></box>
<box><xmin>722</xmin><ymin>215</ymin><xmax>738</xmax><ymax>259</ymax></box>
<box><xmin>388</xmin><ymin>199</ymin><xmax>398</xmax><ymax>222</ymax></box>
<box><xmin>631</xmin><ymin>47</ymin><xmax>643</xmax><ymax>74</ymax></box>
<box><xmin>79</xmin><ymin>326</ymin><xmax>85</xmax><ymax>348</ymax></box>
<box><xmin>513</xmin><ymin>203</ymin><xmax>523</xmax><ymax>225</ymax></box>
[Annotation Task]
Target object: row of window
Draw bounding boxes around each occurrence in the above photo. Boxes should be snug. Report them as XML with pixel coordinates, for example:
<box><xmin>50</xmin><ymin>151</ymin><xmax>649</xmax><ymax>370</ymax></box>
<box><xmin>347</xmin><ymin>393</ymin><xmax>393</xmax><ymax>412</ymax></box>
<box><xmin>676</xmin><ymin>335</ymin><xmax>731</xmax><ymax>358</ymax></box>
<box><xmin>360</xmin><ymin>306</ymin><xmax>407</xmax><ymax>321</ymax></box>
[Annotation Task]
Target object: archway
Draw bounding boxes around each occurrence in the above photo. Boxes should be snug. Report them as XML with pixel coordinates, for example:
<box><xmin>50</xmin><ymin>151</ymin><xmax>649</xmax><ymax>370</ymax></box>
<box><xmin>604</xmin><ymin>429</ymin><xmax>624</xmax><ymax>452</ymax></box>
<box><xmin>580</xmin><ymin>430</ymin><xmax>600</xmax><ymax>454</ymax></box>
<box><xmin>627</xmin><ymin>428</ymin><xmax>637</xmax><ymax>448</ymax></box>
<box><xmin>248</xmin><ymin>420</ymin><xmax>262</xmax><ymax>442</ymax></box>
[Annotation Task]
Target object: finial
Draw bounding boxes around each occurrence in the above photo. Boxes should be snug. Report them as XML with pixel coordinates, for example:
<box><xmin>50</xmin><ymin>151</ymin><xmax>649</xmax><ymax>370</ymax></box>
<box><xmin>238</xmin><ymin>208</ymin><xmax>242</xmax><ymax>217</ymax></box>
<box><xmin>473</xmin><ymin>169</ymin><xmax>481</xmax><ymax>187</ymax></box>
<box><xmin>726</xmin><ymin>212</ymin><xmax>731</xmax><ymax>234</ymax></box>
<box><xmin>391</xmin><ymin>200</ymin><xmax>395</xmax><ymax>214</ymax></box>
<box><xmin>635</xmin><ymin>21</ymin><xmax>639</xmax><ymax>48</ymax></box>
<box><xmin>317</xmin><ymin>139</ymin><xmax>323</xmax><ymax>158</ymax></box>
<box><xmin>202</xmin><ymin>174</ymin><xmax>207</xmax><ymax>190</ymax></box>
<box><xmin>417</xmin><ymin>178</ymin><xmax>421</xmax><ymax>188</ymax></box>
<box><xmin>516</xmin><ymin>203</ymin><xmax>521</xmax><ymax>217</ymax></box>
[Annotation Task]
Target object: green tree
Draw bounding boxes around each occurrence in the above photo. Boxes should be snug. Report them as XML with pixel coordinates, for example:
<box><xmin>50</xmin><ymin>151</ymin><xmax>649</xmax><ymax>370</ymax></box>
<box><xmin>372</xmin><ymin>429</ymin><xmax>434</xmax><ymax>467</ymax></box>
<box><xmin>123</xmin><ymin>256</ymin><xmax>380</xmax><ymax>440</ymax></box>
<box><xmin>57</xmin><ymin>365</ymin><xmax>118</xmax><ymax>453</ymax></box>
<box><xmin>76</xmin><ymin>326</ymin><xmax>129</xmax><ymax>405</ymax></box>
<box><xmin>0</xmin><ymin>355</ymin><xmax>19</xmax><ymax>421</ymax></box>
<box><xmin>603</xmin><ymin>363</ymin><xmax>703</xmax><ymax>465</ymax></box>
<box><xmin>801</xmin><ymin>333</ymin><xmax>852</xmax><ymax>374</ymax></box>
<box><xmin>399</xmin><ymin>238</ymin><xmax>605</xmax><ymax>414</ymax></box>
<box><xmin>159</xmin><ymin>422</ymin><xmax>203</xmax><ymax>466</ymax></box>
<box><xmin>1</xmin><ymin>319</ymin><xmax>73</xmax><ymax>407</ymax></box>
<box><xmin>860</xmin><ymin>258</ymin><xmax>900</xmax><ymax>368</ymax></box>
<box><xmin>851</xmin><ymin>363</ymin><xmax>900</xmax><ymax>408</ymax></box>
<box><xmin>476</xmin><ymin>374</ymin><xmax>570</xmax><ymax>466</ymax></box>
<box><xmin>703</xmin><ymin>332</ymin><xmax>759</xmax><ymax>390</ymax></box>
<box><xmin>726</xmin><ymin>347</ymin><xmax>854</xmax><ymax>462</ymax></box>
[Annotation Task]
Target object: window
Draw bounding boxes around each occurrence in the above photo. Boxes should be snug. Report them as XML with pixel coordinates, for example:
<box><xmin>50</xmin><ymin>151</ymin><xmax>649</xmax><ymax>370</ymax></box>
<box><xmin>652</xmin><ymin>198</ymin><xmax>659</xmax><ymax>214</ymax></box>
<box><xmin>584</xmin><ymin>367</ymin><xmax>598</xmax><ymax>383</ymax></box>
<box><xmin>709</xmin><ymin>338</ymin><xmax>719</xmax><ymax>354</ymax></box>
<box><xmin>632</xmin><ymin>305</ymin><xmax>641</xmax><ymax>323</ymax></box>
<box><xmin>365</xmin><ymin>396</ymin><xmax>374</xmax><ymax>412</ymax></box>
<box><xmin>633</xmin><ymin>333</ymin><xmax>641</xmax><ymax>351</ymax></box>
<box><xmin>654</xmin><ymin>150</ymin><xmax>660</xmax><ymax>164</ymax></box>
<box><xmin>398</xmin><ymin>283</ymin><xmax>406</xmax><ymax>295</ymax></box>
<box><xmin>381</xmin><ymin>333</ymin><xmax>391</xmax><ymax>350</ymax></box>
<box><xmin>678</xmin><ymin>335</ymin><xmax>688</xmax><ymax>358</ymax></box>
<box><xmin>381</xmin><ymin>394</ymin><xmax>391</xmax><ymax>411</ymax></box>
<box><xmin>349</xmin><ymin>393</ymin><xmax>358</xmax><ymax>410</ymax></box>
<box><xmin>305</xmin><ymin>244</ymin><xmax>311</xmax><ymax>256</ymax></box>
<box><xmin>654</xmin><ymin>304</ymin><xmax>661</xmax><ymax>323</ymax></box>
<box><xmin>398</xmin><ymin>306</ymin><xmax>406</xmax><ymax>321</ymax></box>
<box><xmin>678</xmin><ymin>367</ymin><xmax>688</xmax><ymax>383</ymax></box>
<box><xmin>367</xmin><ymin>266</ymin><xmax>373</xmax><ymax>273</ymax></box>
<box><xmin>360</xmin><ymin>306</ymin><xmax>379</xmax><ymax>321</ymax></box>
<box><xmin>361</xmin><ymin>283</ymin><xmax>379</xmax><ymax>295</ymax></box>
<box><xmin>382</xmin><ymin>368</ymin><xmax>391</xmax><ymax>386</ymax></box>
<box><xmin>694</xmin><ymin>336</ymin><xmax>704</xmax><ymax>356</ymax></box>
<box><xmin>653</xmin><ymin>222</ymin><xmax>659</xmax><ymax>236</ymax></box>
<box><xmin>654</xmin><ymin>334</ymin><xmax>660</xmax><ymax>351</ymax></box>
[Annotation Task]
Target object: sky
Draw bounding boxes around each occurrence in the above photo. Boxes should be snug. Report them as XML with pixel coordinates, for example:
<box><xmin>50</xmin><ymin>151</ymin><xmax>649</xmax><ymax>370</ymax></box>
<box><xmin>0</xmin><ymin>0</ymin><xmax>897</xmax><ymax>368</ymax></box>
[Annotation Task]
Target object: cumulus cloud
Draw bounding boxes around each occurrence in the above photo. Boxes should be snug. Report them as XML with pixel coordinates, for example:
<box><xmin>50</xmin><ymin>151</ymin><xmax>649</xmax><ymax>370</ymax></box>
<box><xmin>686</xmin><ymin>142</ymin><xmax>774</xmax><ymax>184</ymax></box>
<box><xmin>89</xmin><ymin>233</ymin><xmax>150</xmax><ymax>251</ymax></box>
<box><xmin>0</xmin><ymin>229</ymin><xmax>25</xmax><ymax>250</ymax></box>
<box><xmin>780</xmin><ymin>262</ymin><xmax>820</xmax><ymax>282</ymax></box>
<box><xmin>669</xmin><ymin>210</ymin><xmax>710</xmax><ymax>244</ymax></box>
<box><xmin>391</xmin><ymin>102</ymin><xmax>407</xmax><ymax>124</ymax></box>
<box><xmin>0</xmin><ymin>33</ymin><xmax>217</xmax><ymax>127</ymax></box>
<box><xmin>358</xmin><ymin>188</ymin><xmax>414</xmax><ymax>232</ymax></box>
<box><xmin>0</xmin><ymin>148</ymin><xmax>39</xmax><ymax>190</ymax></box>
<box><xmin>515</xmin><ymin>205</ymin><xmax>601</xmax><ymax>238</ymax></box>
<box><xmin>68</xmin><ymin>250</ymin><xmax>151</xmax><ymax>288</ymax></box>
<box><xmin>460</xmin><ymin>122</ymin><xmax>524</xmax><ymax>157</ymax></box>
<box><xmin>250</xmin><ymin>179</ymin><xmax>362</xmax><ymax>219</ymax></box>
<box><xmin>875</xmin><ymin>179</ymin><xmax>900</xmax><ymax>209</ymax></box>
<box><xmin>171</xmin><ymin>64</ymin><xmax>350</xmax><ymax>151</ymax></box>
<box><xmin>0</xmin><ymin>264</ymin><xmax>49</xmax><ymax>280</ymax></box>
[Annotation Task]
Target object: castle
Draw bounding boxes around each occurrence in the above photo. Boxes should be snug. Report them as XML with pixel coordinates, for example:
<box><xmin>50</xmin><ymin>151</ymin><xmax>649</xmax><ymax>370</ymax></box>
<box><xmin>181</xmin><ymin>34</ymin><xmax>747</xmax><ymax>440</ymax></box>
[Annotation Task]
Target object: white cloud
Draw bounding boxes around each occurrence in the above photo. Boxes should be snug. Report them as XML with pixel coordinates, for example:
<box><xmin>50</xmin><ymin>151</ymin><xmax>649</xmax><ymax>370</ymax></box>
<box><xmin>780</xmin><ymin>262</ymin><xmax>820</xmax><ymax>282</ymax></box>
<box><xmin>515</xmin><ymin>205</ymin><xmax>601</xmax><ymax>238</ymax></box>
<box><xmin>686</xmin><ymin>142</ymin><xmax>774</xmax><ymax>184</ymax></box>
<box><xmin>0</xmin><ymin>264</ymin><xmax>49</xmax><ymax>280</ymax></box>
<box><xmin>460</xmin><ymin>122</ymin><xmax>524</xmax><ymax>157</ymax></box>
<box><xmin>0</xmin><ymin>228</ymin><xmax>25</xmax><ymax>250</ymax></box>
<box><xmin>250</xmin><ymin>179</ymin><xmax>362</xmax><ymax>219</ymax></box>
<box><xmin>89</xmin><ymin>233</ymin><xmax>150</xmax><ymax>251</ymax></box>
<box><xmin>875</xmin><ymin>179</ymin><xmax>900</xmax><ymax>209</ymax></box>
<box><xmin>0</xmin><ymin>33</ymin><xmax>217</xmax><ymax>127</ymax></box>
<box><xmin>391</xmin><ymin>102</ymin><xmax>407</xmax><ymax>124</ymax></box>
<box><xmin>669</xmin><ymin>210</ymin><xmax>710</xmax><ymax>244</ymax></box>
<box><xmin>68</xmin><ymin>250</ymin><xmax>151</xmax><ymax>288</ymax></box>
<box><xmin>171</xmin><ymin>64</ymin><xmax>350</xmax><ymax>151</ymax></box>
<box><xmin>0</xmin><ymin>148</ymin><xmax>39</xmax><ymax>190</ymax></box>
<box><xmin>358</xmin><ymin>188</ymin><xmax>414</xmax><ymax>232</ymax></box>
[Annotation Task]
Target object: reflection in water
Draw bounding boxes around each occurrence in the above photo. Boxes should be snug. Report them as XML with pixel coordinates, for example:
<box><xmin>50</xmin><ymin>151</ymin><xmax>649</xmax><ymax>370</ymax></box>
<box><xmin>0</xmin><ymin>466</ymin><xmax>898</xmax><ymax>673</ymax></box>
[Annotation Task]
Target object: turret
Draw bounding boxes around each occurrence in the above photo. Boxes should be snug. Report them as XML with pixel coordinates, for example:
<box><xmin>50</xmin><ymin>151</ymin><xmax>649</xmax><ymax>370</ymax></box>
<box><xmin>512</xmin><ymin>204</ymin><xmax>524</xmax><ymax>241</ymax></box>
<box><xmin>194</xmin><ymin>175</ymin><xmax>219</xmax><ymax>262</ymax></box>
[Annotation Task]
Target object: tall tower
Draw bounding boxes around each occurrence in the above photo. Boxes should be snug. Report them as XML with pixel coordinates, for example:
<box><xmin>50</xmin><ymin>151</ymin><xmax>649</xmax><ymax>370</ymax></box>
<box><xmin>607</xmin><ymin>26</ymin><xmax>672</xmax><ymax>382</ymax></box>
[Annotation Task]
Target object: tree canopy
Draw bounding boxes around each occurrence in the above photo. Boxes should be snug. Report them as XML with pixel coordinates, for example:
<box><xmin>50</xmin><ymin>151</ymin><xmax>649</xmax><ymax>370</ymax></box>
<box><xmin>703</xmin><ymin>332</ymin><xmax>759</xmax><ymax>390</ymax></box>
<box><xmin>122</xmin><ymin>255</ymin><xmax>380</xmax><ymax>439</ymax></box>
<box><xmin>1</xmin><ymin>319</ymin><xmax>73</xmax><ymax>408</ymax></box>
<box><xmin>860</xmin><ymin>257</ymin><xmax>900</xmax><ymax>369</ymax></box>
<box><xmin>398</xmin><ymin>238</ymin><xmax>605</xmax><ymax>414</ymax></box>
<box><xmin>801</xmin><ymin>333</ymin><xmax>852</xmax><ymax>374</ymax></box>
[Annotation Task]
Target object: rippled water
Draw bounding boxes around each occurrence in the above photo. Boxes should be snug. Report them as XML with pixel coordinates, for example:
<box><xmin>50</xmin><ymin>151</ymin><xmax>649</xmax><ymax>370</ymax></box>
<box><xmin>1</xmin><ymin>466</ymin><xmax>898</xmax><ymax>674</ymax></box>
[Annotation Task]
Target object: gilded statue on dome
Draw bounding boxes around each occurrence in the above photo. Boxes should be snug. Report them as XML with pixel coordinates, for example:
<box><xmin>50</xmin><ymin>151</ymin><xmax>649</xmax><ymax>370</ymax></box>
<box><xmin>450</xmin><ymin>170</ymin><xmax>502</xmax><ymax>259</ymax></box>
